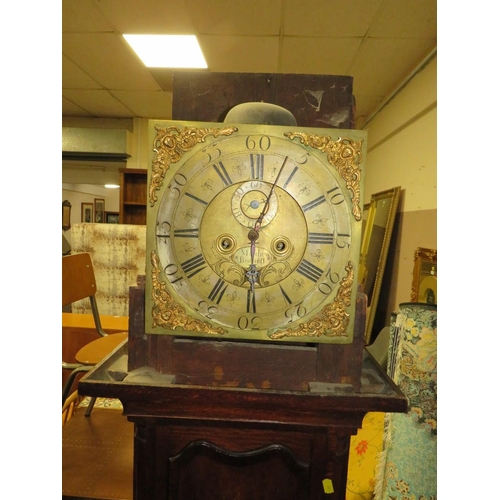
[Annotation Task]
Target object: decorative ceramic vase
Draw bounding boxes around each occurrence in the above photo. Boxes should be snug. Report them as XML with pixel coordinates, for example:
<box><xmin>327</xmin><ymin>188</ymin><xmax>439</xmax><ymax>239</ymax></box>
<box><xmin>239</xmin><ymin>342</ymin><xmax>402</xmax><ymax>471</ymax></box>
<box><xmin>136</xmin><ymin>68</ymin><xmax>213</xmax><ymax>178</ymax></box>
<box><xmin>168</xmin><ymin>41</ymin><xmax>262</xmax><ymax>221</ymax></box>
<box><xmin>374</xmin><ymin>302</ymin><xmax>437</xmax><ymax>500</ymax></box>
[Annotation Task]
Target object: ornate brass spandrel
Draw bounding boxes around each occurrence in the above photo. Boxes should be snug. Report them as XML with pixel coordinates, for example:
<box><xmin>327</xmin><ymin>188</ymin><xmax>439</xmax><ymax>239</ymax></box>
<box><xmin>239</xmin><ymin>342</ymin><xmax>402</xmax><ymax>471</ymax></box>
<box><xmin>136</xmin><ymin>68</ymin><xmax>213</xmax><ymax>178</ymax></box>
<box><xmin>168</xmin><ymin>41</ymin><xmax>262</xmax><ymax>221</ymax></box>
<box><xmin>150</xmin><ymin>251</ymin><xmax>226</xmax><ymax>335</ymax></box>
<box><xmin>269</xmin><ymin>261</ymin><xmax>354</xmax><ymax>340</ymax></box>
<box><xmin>284</xmin><ymin>132</ymin><xmax>363</xmax><ymax>221</ymax></box>
<box><xmin>149</xmin><ymin>125</ymin><xmax>238</xmax><ymax>206</ymax></box>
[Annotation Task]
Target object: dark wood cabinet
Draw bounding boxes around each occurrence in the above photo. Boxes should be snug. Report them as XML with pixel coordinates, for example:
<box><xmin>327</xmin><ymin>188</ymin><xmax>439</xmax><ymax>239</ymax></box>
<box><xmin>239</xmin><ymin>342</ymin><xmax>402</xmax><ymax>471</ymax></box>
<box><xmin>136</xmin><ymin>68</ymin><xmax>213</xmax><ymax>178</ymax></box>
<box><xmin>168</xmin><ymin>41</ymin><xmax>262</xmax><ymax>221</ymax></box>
<box><xmin>119</xmin><ymin>168</ymin><xmax>147</xmax><ymax>225</ymax></box>
<box><xmin>80</xmin><ymin>286</ymin><xmax>406</xmax><ymax>500</ymax></box>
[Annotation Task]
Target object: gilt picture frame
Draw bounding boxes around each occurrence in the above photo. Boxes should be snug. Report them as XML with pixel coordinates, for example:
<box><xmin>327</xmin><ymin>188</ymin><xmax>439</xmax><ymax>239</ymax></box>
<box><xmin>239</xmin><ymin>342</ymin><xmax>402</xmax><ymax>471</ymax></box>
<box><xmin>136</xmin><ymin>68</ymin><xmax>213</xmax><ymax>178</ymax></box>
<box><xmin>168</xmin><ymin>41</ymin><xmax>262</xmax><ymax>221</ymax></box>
<box><xmin>359</xmin><ymin>186</ymin><xmax>401</xmax><ymax>344</ymax></box>
<box><xmin>411</xmin><ymin>247</ymin><xmax>437</xmax><ymax>304</ymax></box>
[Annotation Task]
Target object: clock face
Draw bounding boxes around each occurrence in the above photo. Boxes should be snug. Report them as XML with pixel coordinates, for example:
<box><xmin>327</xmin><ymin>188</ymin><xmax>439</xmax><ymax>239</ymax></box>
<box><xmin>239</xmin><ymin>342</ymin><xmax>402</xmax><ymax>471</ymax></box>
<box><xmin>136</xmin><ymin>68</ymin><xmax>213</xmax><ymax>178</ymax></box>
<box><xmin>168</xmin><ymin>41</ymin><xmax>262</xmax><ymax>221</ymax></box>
<box><xmin>146</xmin><ymin>121</ymin><xmax>366</xmax><ymax>344</ymax></box>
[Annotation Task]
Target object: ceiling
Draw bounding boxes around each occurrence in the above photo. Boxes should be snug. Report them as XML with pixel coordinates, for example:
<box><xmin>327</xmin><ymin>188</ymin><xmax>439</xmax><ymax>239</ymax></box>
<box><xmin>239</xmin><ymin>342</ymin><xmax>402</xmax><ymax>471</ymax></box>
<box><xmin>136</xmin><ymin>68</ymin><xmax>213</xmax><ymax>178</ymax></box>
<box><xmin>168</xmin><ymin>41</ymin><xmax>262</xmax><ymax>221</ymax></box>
<box><xmin>62</xmin><ymin>0</ymin><xmax>437</xmax><ymax>130</ymax></box>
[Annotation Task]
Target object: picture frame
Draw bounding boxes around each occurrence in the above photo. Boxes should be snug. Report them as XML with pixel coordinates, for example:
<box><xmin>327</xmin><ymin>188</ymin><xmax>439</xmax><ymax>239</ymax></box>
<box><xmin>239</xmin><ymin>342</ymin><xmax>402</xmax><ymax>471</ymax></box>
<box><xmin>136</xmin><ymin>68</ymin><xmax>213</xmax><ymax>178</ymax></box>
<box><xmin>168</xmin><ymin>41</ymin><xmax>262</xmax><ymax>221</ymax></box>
<box><xmin>62</xmin><ymin>200</ymin><xmax>72</xmax><ymax>231</ymax></box>
<box><xmin>359</xmin><ymin>186</ymin><xmax>401</xmax><ymax>344</ymax></box>
<box><xmin>94</xmin><ymin>198</ymin><xmax>105</xmax><ymax>223</ymax></box>
<box><xmin>105</xmin><ymin>211</ymin><xmax>120</xmax><ymax>224</ymax></box>
<box><xmin>81</xmin><ymin>202</ymin><xmax>93</xmax><ymax>223</ymax></box>
<box><xmin>410</xmin><ymin>247</ymin><xmax>437</xmax><ymax>304</ymax></box>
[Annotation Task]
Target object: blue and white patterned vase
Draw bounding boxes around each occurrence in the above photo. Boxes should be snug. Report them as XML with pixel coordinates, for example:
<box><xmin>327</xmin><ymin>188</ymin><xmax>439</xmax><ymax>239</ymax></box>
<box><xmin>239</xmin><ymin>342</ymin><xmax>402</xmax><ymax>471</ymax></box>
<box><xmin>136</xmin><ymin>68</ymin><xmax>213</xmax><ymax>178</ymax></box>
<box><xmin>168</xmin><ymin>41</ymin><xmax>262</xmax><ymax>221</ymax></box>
<box><xmin>374</xmin><ymin>302</ymin><xmax>437</xmax><ymax>500</ymax></box>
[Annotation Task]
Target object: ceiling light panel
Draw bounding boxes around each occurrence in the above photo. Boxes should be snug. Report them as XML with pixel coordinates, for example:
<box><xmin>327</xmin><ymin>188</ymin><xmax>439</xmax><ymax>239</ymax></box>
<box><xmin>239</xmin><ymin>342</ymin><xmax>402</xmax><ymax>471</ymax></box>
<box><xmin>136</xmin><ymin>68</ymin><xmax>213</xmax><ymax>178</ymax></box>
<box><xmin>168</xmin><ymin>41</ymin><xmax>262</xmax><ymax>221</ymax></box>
<box><xmin>124</xmin><ymin>35</ymin><xmax>207</xmax><ymax>68</ymax></box>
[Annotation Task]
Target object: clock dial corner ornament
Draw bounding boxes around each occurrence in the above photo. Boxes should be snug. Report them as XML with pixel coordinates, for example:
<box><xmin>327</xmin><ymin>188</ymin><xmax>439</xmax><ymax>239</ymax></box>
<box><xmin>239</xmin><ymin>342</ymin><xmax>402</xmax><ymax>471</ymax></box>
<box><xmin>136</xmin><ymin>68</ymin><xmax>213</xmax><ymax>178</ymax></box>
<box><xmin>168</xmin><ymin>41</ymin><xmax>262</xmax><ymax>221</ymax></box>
<box><xmin>145</xmin><ymin>120</ymin><xmax>366</xmax><ymax>344</ymax></box>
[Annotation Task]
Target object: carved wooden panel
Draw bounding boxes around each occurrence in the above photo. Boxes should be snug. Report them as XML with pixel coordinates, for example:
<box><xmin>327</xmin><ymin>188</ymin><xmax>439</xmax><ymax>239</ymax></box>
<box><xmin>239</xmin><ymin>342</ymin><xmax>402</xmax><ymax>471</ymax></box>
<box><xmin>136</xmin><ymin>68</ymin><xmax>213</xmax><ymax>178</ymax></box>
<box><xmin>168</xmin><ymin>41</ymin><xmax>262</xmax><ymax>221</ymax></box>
<box><xmin>168</xmin><ymin>441</ymin><xmax>309</xmax><ymax>500</ymax></box>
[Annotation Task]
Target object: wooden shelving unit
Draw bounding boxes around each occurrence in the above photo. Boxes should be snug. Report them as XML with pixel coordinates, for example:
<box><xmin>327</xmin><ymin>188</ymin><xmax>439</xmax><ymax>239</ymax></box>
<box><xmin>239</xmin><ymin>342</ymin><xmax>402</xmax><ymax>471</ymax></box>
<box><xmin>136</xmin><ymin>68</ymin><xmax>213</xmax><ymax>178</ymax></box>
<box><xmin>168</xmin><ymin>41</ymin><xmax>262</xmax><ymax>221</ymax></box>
<box><xmin>119</xmin><ymin>168</ymin><xmax>147</xmax><ymax>225</ymax></box>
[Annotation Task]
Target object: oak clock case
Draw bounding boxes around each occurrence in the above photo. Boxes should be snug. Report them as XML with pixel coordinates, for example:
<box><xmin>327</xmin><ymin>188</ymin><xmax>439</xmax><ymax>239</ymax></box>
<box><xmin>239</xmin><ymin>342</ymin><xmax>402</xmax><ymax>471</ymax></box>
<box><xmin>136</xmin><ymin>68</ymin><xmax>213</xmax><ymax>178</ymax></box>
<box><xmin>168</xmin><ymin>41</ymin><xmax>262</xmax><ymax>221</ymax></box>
<box><xmin>145</xmin><ymin>121</ymin><xmax>366</xmax><ymax>344</ymax></box>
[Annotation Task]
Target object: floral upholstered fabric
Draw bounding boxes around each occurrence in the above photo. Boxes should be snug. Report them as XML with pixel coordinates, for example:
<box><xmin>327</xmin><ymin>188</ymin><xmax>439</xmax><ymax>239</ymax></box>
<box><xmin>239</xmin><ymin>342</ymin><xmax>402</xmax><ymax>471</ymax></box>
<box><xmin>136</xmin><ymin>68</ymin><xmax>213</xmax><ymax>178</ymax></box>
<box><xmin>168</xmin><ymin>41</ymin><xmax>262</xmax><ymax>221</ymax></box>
<box><xmin>374</xmin><ymin>303</ymin><xmax>437</xmax><ymax>500</ymax></box>
<box><xmin>347</xmin><ymin>412</ymin><xmax>385</xmax><ymax>499</ymax></box>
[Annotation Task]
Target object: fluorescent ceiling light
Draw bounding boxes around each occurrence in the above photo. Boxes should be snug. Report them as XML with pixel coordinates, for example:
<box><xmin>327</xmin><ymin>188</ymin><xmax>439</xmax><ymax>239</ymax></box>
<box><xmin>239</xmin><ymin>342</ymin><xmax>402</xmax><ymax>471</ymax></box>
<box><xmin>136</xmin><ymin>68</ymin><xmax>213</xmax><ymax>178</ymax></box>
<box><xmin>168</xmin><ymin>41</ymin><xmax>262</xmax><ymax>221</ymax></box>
<box><xmin>123</xmin><ymin>34</ymin><xmax>207</xmax><ymax>68</ymax></box>
<box><xmin>105</xmin><ymin>184</ymin><xmax>120</xmax><ymax>189</ymax></box>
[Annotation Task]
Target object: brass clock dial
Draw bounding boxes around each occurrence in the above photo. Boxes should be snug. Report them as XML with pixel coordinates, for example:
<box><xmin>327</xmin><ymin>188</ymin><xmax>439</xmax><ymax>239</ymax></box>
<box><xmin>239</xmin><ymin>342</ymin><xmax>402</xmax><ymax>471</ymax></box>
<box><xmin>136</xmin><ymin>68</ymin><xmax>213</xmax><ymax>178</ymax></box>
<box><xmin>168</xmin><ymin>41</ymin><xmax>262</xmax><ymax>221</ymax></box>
<box><xmin>146</xmin><ymin>121</ymin><xmax>366</xmax><ymax>344</ymax></box>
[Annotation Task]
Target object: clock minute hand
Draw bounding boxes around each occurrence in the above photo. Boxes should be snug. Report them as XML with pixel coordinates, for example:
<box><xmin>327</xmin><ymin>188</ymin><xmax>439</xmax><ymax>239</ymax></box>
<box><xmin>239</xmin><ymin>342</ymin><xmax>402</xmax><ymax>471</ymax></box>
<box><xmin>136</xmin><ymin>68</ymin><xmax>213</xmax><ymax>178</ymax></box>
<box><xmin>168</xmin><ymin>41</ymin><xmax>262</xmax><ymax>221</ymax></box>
<box><xmin>245</xmin><ymin>156</ymin><xmax>289</xmax><ymax>293</ymax></box>
<box><xmin>254</xmin><ymin>155</ymin><xmax>289</xmax><ymax>233</ymax></box>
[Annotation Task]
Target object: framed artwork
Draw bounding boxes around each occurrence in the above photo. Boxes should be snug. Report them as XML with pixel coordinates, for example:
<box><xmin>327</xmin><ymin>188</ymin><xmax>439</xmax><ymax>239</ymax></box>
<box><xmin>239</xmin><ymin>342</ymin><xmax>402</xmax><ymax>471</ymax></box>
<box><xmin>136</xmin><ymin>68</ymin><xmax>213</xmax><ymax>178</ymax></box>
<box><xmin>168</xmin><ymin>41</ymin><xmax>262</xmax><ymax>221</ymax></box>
<box><xmin>411</xmin><ymin>247</ymin><xmax>437</xmax><ymax>304</ymax></box>
<box><xmin>359</xmin><ymin>186</ymin><xmax>401</xmax><ymax>344</ymax></box>
<box><xmin>105</xmin><ymin>211</ymin><xmax>120</xmax><ymax>224</ymax></box>
<box><xmin>62</xmin><ymin>200</ymin><xmax>71</xmax><ymax>231</ymax></box>
<box><xmin>81</xmin><ymin>202</ymin><xmax>93</xmax><ymax>223</ymax></box>
<box><xmin>94</xmin><ymin>198</ymin><xmax>105</xmax><ymax>223</ymax></box>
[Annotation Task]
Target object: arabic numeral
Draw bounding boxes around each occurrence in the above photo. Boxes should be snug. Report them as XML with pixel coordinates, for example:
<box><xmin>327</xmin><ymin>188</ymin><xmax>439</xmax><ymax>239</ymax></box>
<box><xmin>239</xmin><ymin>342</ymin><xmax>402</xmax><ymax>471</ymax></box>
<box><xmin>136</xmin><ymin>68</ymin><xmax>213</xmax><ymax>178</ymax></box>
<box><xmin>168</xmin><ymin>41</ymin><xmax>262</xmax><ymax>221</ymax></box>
<box><xmin>245</xmin><ymin>135</ymin><xmax>271</xmax><ymax>151</ymax></box>
<box><xmin>164</xmin><ymin>263</ymin><xmax>183</xmax><ymax>284</ymax></box>
<box><xmin>237</xmin><ymin>315</ymin><xmax>261</xmax><ymax>330</ymax></box>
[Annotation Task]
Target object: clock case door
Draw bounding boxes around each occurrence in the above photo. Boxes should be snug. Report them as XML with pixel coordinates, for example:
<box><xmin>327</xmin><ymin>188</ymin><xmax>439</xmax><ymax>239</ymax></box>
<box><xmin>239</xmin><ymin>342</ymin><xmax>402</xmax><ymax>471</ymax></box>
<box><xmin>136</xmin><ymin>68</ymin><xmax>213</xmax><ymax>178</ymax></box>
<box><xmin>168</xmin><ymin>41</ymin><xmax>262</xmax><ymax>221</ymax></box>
<box><xmin>145</xmin><ymin>120</ymin><xmax>367</xmax><ymax>345</ymax></box>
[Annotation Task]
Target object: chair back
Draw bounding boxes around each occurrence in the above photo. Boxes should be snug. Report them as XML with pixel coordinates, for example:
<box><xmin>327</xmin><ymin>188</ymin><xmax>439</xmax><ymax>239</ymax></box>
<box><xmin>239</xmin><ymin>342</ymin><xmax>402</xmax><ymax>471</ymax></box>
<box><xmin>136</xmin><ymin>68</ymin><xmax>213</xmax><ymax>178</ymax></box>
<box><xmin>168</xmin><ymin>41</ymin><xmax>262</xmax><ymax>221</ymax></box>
<box><xmin>62</xmin><ymin>252</ymin><xmax>106</xmax><ymax>336</ymax></box>
<box><xmin>62</xmin><ymin>253</ymin><xmax>98</xmax><ymax>307</ymax></box>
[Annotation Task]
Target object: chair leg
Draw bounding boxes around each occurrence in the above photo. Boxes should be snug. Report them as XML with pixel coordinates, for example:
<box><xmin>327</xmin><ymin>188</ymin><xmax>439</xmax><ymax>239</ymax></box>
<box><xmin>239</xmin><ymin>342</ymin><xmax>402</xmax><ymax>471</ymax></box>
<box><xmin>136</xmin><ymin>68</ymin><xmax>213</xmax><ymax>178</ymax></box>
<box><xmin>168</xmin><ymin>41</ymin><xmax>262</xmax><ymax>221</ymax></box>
<box><xmin>85</xmin><ymin>396</ymin><xmax>97</xmax><ymax>417</ymax></box>
<box><xmin>62</xmin><ymin>366</ymin><xmax>92</xmax><ymax>407</ymax></box>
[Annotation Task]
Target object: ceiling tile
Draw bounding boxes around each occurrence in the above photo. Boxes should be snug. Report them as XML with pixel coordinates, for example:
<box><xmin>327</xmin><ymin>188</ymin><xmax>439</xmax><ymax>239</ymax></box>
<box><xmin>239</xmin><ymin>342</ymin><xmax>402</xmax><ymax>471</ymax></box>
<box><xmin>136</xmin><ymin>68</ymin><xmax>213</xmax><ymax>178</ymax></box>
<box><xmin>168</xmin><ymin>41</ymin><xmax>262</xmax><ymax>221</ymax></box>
<box><xmin>368</xmin><ymin>0</ymin><xmax>437</xmax><ymax>38</ymax></box>
<box><xmin>147</xmin><ymin>69</ymin><xmax>174</xmax><ymax>91</ymax></box>
<box><xmin>62</xmin><ymin>55</ymin><xmax>103</xmax><ymax>89</ymax></box>
<box><xmin>110</xmin><ymin>90</ymin><xmax>173</xmax><ymax>119</ymax></box>
<box><xmin>281</xmin><ymin>37</ymin><xmax>362</xmax><ymax>75</ymax></box>
<box><xmin>188</xmin><ymin>0</ymin><xmax>282</xmax><ymax>35</ymax></box>
<box><xmin>349</xmin><ymin>38</ymin><xmax>436</xmax><ymax>96</ymax></box>
<box><xmin>62</xmin><ymin>96</ymin><xmax>93</xmax><ymax>117</ymax></box>
<box><xmin>63</xmin><ymin>89</ymin><xmax>135</xmax><ymax>117</ymax></box>
<box><xmin>200</xmin><ymin>35</ymin><xmax>280</xmax><ymax>72</ymax></box>
<box><xmin>62</xmin><ymin>33</ymin><xmax>160</xmax><ymax>91</ymax></box>
<box><xmin>62</xmin><ymin>0</ymin><xmax>115</xmax><ymax>32</ymax></box>
<box><xmin>283</xmin><ymin>0</ymin><xmax>383</xmax><ymax>37</ymax></box>
<box><xmin>95</xmin><ymin>0</ymin><xmax>196</xmax><ymax>33</ymax></box>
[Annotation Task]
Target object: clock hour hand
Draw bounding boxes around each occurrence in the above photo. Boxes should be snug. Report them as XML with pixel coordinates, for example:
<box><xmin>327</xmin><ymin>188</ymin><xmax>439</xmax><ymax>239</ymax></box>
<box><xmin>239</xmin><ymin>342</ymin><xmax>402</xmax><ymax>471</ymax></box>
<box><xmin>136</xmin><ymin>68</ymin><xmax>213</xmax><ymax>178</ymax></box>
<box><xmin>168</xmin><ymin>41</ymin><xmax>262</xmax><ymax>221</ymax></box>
<box><xmin>245</xmin><ymin>229</ymin><xmax>259</xmax><ymax>292</ymax></box>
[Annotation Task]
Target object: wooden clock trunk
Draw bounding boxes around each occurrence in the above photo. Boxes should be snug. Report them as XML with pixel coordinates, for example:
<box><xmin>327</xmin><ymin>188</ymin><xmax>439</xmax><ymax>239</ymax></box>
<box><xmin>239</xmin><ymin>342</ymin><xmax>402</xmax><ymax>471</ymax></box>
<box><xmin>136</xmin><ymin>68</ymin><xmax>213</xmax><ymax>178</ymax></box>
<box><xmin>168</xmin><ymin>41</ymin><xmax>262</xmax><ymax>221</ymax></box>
<box><xmin>79</xmin><ymin>284</ymin><xmax>406</xmax><ymax>500</ymax></box>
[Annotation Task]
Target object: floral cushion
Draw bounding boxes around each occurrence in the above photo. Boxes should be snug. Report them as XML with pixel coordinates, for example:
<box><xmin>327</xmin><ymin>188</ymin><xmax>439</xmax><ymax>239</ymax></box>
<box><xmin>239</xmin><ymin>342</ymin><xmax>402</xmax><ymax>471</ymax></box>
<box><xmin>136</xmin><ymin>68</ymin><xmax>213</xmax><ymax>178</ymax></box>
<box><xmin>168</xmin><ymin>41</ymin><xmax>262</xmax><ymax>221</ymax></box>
<box><xmin>347</xmin><ymin>412</ymin><xmax>385</xmax><ymax>499</ymax></box>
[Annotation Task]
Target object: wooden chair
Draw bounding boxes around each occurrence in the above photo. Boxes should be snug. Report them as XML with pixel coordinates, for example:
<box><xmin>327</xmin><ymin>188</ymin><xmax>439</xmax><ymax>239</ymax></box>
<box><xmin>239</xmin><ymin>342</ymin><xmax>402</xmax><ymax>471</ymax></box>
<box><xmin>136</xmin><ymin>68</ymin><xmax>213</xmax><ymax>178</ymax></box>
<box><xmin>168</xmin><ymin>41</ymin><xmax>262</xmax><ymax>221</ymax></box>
<box><xmin>62</xmin><ymin>252</ymin><xmax>127</xmax><ymax>416</ymax></box>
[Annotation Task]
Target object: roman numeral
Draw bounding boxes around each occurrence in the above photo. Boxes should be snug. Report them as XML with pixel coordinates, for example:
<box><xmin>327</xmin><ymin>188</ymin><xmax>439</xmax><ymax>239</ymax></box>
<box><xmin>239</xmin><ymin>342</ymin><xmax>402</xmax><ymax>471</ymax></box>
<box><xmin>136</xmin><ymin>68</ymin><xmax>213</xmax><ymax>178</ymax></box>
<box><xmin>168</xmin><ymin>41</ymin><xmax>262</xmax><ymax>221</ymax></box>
<box><xmin>302</xmin><ymin>195</ymin><xmax>326</xmax><ymax>212</ymax></box>
<box><xmin>208</xmin><ymin>278</ymin><xmax>228</xmax><ymax>304</ymax></box>
<box><xmin>185</xmin><ymin>192</ymin><xmax>208</xmax><ymax>207</ymax></box>
<box><xmin>247</xmin><ymin>289</ymin><xmax>257</xmax><ymax>313</ymax></box>
<box><xmin>181</xmin><ymin>254</ymin><xmax>207</xmax><ymax>278</ymax></box>
<box><xmin>212</xmin><ymin>161</ymin><xmax>232</xmax><ymax>186</ymax></box>
<box><xmin>308</xmin><ymin>232</ymin><xmax>334</xmax><ymax>244</ymax></box>
<box><xmin>279</xmin><ymin>285</ymin><xmax>292</xmax><ymax>305</ymax></box>
<box><xmin>282</xmin><ymin>166</ymin><xmax>298</xmax><ymax>189</ymax></box>
<box><xmin>173</xmin><ymin>228</ymin><xmax>199</xmax><ymax>238</ymax></box>
<box><xmin>250</xmin><ymin>154</ymin><xmax>264</xmax><ymax>179</ymax></box>
<box><xmin>296</xmin><ymin>259</ymin><xmax>324</xmax><ymax>283</ymax></box>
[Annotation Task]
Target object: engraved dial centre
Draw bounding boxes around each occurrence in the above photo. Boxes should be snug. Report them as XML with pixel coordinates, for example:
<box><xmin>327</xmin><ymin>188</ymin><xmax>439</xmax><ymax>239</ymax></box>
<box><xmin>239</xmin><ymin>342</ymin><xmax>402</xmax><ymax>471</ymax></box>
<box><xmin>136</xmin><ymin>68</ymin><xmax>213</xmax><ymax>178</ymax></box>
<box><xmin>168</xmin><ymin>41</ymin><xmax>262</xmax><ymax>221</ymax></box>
<box><xmin>231</xmin><ymin>181</ymin><xmax>278</xmax><ymax>228</ymax></box>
